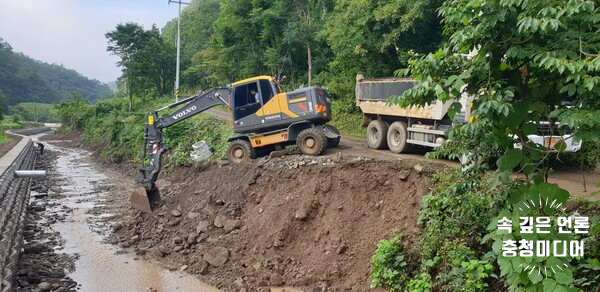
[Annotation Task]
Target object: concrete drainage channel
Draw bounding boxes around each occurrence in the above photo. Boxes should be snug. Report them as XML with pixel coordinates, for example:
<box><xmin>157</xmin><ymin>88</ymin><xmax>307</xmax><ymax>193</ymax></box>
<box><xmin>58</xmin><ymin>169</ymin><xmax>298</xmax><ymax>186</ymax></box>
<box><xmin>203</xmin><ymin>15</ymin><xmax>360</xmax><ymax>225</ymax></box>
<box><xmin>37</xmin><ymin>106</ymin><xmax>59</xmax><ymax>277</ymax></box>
<box><xmin>0</xmin><ymin>129</ymin><xmax>49</xmax><ymax>292</ymax></box>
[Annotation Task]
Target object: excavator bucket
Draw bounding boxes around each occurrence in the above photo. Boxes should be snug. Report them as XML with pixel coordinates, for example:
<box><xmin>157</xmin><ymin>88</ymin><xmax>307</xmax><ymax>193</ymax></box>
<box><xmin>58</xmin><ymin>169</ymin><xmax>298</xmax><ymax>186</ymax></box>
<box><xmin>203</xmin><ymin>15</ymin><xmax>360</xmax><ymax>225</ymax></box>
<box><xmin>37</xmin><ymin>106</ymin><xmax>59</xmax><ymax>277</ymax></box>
<box><xmin>130</xmin><ymin>187</ymin><xmax>161</xmax><ymax>213</ymax></box>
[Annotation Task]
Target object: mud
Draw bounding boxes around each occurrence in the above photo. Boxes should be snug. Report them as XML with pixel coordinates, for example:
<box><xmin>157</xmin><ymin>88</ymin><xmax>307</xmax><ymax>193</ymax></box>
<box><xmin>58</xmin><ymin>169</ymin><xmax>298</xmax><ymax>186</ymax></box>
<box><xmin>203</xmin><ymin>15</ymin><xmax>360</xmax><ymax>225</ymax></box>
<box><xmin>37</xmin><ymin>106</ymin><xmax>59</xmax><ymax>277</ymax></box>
<box><xmin>109</xmin><ymin>153</ymin><xmax>432</xmax><ymax>291</ymax></box>
<box><xmin>16</xmin><ymin>135</ymin><xmax>220</xmax><ymax>291</ymax></box>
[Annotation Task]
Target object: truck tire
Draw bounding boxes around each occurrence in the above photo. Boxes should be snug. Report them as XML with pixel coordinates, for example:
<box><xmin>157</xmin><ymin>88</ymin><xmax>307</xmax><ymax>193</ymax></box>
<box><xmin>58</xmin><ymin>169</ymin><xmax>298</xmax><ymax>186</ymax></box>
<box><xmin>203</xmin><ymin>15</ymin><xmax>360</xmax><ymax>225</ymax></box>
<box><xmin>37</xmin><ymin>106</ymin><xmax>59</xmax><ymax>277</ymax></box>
<box><xmin>387</xmin><ymin>121</ymin><xmax>409</xmax><ymax>153</ymax></box>
<box><xmin>228</xmin><ymin>139</ymin><xmax>256</xmax><ymax>163</ymax></box>
<box><xmin>326</xmin><ymin>125</ymin><xmax>341</xmax><ymax>148</ymax></box>
<box><xmin>297</xmin><ymin>128</ymin><xmax>327</xmax><ymax>156</ymax></box>
<box><xmin>367</xmin><ymin>120</ymin><xmax>388</xmax><ymax>149</ymax></box>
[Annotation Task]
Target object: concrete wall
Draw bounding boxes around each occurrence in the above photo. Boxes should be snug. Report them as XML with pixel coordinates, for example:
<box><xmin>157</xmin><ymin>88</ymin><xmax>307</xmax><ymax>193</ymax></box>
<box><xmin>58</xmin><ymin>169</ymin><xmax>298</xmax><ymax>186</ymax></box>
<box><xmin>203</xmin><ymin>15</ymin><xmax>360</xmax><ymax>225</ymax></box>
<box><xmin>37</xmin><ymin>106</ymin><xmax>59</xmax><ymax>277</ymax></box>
<box><xmin>0</xmin><ymin>136</ymin><xmax>36</xmax><ymax>292</ymax></box>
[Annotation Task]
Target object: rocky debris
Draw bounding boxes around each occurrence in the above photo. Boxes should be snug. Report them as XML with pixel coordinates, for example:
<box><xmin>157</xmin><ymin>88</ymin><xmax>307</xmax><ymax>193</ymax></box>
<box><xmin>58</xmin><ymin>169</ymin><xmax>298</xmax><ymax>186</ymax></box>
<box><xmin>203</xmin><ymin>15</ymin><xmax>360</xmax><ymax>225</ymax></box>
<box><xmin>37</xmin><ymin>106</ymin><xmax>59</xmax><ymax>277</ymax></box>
<box><xmin>196</xmin><ymin>220</ymin><xmax>210</xmax><ymax>233</ymax></box>
<box><xmin>213</xmin><ymin>214</ymin><xmax>225</xmax><ymax>228</ymax></box>
<box><xmin>203</xmin><ymin>247</ymin><xmax>230</xmax><ymax>267</ymax></box>
<box><xmin>110</xmin><ymin>154</ymin><xmax>431</xmax><ymax>291</ymax></box>
<box><xmin>414</xmin><ymin>164</ymin><xmax>424</xmax><ymax>174</ymax></box>
<box><xmin>15</xmin><ymin>151</ymin><xmax>78</xmax><ymax>292</ymax></box>
<box><xmin>170</xmin><ymin>209</ymin><xmax>182</xmax><ymax>217</ymax></box>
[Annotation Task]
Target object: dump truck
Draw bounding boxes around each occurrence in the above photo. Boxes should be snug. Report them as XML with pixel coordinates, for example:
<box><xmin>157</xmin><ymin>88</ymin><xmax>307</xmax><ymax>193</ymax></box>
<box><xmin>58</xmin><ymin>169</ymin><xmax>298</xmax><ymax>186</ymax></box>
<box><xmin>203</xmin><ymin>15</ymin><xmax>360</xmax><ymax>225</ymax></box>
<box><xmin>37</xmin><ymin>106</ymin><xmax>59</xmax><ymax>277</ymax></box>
<box><xmin>131</xmin><ymin>76</ymin><xmax>340</xmax><ymax>212</ymax></box>
<box><xmin>355</xmin><ymin>74</ymin><xmax>582</xmax><ymax>154</ymax></box>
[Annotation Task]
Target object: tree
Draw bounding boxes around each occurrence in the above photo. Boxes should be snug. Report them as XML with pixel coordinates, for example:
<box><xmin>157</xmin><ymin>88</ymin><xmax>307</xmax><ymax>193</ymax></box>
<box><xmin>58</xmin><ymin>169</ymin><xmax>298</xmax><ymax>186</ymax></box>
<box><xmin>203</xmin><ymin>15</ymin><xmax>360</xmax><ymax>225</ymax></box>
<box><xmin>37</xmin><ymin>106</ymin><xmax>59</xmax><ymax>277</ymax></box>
<box><xmin>396</xmin><ymin>0</ymin><xmax>600</xmax><ymax>289</ymax></box>
<box><xmin>283</xmin><ymin>0</ymin><xmax>334</xmax><ymax>85</ymax></box>
<box><xmin>106</xmin><ymin>23</ymin><xmax>149</xmax><ymax>111</ymax></box>
<box><xmin>322</xmin><ymin>0</ymin><xmax>442</xmax><ymax>99</ymax></box>
<box><xmin>0</xmin><ymin>90</ymin><xmax>7</xmax><ymax>120</ymax></box>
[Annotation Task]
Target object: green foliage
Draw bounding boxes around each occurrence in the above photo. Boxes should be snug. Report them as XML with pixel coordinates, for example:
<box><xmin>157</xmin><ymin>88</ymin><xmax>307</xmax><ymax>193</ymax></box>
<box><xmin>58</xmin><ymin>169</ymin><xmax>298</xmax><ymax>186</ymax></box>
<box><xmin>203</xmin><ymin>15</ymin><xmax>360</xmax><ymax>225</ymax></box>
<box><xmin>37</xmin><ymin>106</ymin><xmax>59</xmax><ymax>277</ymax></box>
<box><xmin>370</xmin><ymin>235</ymin><xmax>409</xmax><ymax>291</ymax></box>
<box><xmin>56</xmin><ymin>93</ymin><xmax>92</xmax><ymax>130</ymax></box>
<box><xmin>9</xmin><ymin>102</ymin><xmax>58</xmax><ymax>123</ymax></box>
<box><xmin>106</xmin><ymin>23</ymin><xmax>176</xmax><ymax>111</ymax></box>
<box><xmin>0</xmin><ymin>38</ymin><xmax>112</xmax><ymax>105</ymax></box>
<box><xmin>387</xmin><ymin>1</ymin><xmax>600</xmax><ymax>291</ymax></box>
<box><xmin>0</xmin><ymin>132</ymin><xmax>10</xmax><ymax>146</ymax></box>
<box><xmin>0</xmin><ymin>90</ymin><xmax>7</xmax><ymax>120</ymax></box>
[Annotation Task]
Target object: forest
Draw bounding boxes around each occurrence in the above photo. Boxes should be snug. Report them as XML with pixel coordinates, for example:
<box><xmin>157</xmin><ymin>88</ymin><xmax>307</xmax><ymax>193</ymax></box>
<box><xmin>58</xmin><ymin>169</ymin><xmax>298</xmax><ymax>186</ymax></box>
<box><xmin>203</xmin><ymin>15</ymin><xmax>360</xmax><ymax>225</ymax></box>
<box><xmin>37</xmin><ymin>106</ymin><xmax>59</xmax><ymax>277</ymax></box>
<box><xmin>106</xmin><ymin>0</ymin><xmax>442</xmax><ymax>112</ymax></box>
<box><xmin>0</xmin><ymin>38</ymin><xmax>113</xmax><ymax>108</ymax></box>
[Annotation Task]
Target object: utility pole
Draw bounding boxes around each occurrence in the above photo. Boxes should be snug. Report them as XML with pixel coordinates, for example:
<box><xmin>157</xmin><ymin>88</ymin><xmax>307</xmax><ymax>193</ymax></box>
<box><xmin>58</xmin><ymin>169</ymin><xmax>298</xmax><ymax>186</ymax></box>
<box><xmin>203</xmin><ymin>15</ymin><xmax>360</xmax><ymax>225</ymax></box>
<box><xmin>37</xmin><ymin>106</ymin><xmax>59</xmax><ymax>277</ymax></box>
<box><xmin>168</xmin><ymin>0</ymin><xmax>191</xmax><ymax>102</ymax></box>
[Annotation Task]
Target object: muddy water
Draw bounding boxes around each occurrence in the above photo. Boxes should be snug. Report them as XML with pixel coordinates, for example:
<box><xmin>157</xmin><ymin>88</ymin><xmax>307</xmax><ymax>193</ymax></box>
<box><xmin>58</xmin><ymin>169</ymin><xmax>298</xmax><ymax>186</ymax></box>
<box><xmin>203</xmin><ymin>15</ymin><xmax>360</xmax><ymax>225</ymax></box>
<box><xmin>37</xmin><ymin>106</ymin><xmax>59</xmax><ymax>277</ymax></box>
<box><xmin>36</xmin><ymin>137</ymin><xmax>220</xmax><ymax>292</ymax></box>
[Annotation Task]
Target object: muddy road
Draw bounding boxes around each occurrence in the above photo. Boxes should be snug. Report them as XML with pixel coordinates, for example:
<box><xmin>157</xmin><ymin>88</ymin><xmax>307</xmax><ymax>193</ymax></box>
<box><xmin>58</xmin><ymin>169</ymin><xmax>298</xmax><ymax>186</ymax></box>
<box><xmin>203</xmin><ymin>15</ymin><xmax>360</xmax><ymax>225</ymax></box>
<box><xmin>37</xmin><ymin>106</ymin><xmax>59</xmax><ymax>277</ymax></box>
<box><xmin>16</xmin><ymin>135</ymin><xmax>218</xmax><ymax>291</ymax></box>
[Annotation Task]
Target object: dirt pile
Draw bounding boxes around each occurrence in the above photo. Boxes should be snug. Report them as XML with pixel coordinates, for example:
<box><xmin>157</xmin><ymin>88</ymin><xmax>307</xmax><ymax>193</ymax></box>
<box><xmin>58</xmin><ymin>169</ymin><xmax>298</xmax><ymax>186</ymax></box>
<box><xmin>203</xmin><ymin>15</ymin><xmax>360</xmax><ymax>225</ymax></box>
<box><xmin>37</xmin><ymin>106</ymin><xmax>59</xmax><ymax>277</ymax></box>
<box><xmin>111</xmin><ymin>154</ymin><xmax>433</xmax><ymax>291</ymax></box>
<box><xmin>15</xmin><ymin>151</ymin><xmax>78</xmax><ymax>292</ymax></box>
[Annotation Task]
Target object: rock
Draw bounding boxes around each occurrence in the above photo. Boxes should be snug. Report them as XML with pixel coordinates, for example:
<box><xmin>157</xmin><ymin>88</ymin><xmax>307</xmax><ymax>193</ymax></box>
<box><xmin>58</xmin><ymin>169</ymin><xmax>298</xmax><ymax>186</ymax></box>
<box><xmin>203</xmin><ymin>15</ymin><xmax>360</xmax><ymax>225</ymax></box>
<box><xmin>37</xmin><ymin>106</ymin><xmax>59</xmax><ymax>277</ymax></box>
<box><xmin>294</xmin><ymin>208</ymin><xmax>309</xmax><ymax>221</ymax></box>
<box><xmin>196</xmin><ymin>220</ymin><xmax>210</xmax><ymax>233</ymax></box>
<box><xmin>173</xmin><ymin>236</ymin><xmax>184</xmax><ymax>245</ymax></box>
<box><xmin>337</xmin><ymin>245</ymin><xmax>348</xmax><ymax>255</ymax></box>
<box><xmin>130</xmin><ymin>235</ymin><xmax>140</xmax><ymax>243</ymax></box>
<box><xmin>158</xmin><ymin>245</ymin><xmax>171</xmax><ymax>256</ymax></box>
<box><xmin>565</xmin><ymin>200</ymin><xmax>579</xmax><ymax>212</ymax></box>
<box><xmin>204</xmin><ymin>247</ymin><xmax>230</xmax><ymax>267</ymax></box>
<box><xmin>112</xmin><ymin>222</ymin><xmax>123</xmax><ymax>232</ymax></box>
<box><xmin>414</xmin><ymin>164</ymin><xmax>424</xmax><ymax>174</ymax></box>
<box><xmin>269</xmin><ymin>273</ymin><xmax>285</xmax><ymax>286</ymax></box>
<box><xmin>214</xmin><ymin>215</ymin><xmax>225</xmax><ymax>228</ymax></box>
<box><xmin>173</xmin><ymin>246</ymin><xmax>183</xmax><ymax>252</ymax></box>
<box><xmin>233</xmin><ymin>277</ymin><xmax>246</xmax><ymax>291</ymax></box>
<box><xmin>167</xmin><ymin>218</ymin><xmax>181</xmax><ymax>226</ymax></box>
<box><xmin>224</xmin><ymin>220</ymin><xmax>241</xmax><ymax>232</ymax></box>
<box><xmin>269</xmin><ymin>150</ymin><xmax>285</xmax><ymax>159</ymax></box>
<box><xmin>198</xmin><ymin>260</ymin><xmax>209</xmax><ymax>275</ymax></box>
<box><xmin>187</xmin><ymin>212</ymin><xmax>201</xmax><ymax>219</ymax></box>
<box><xmin>171</xmin><ymin>209</ymin><xmax>182</xmax><ymax>217</ymax></box>
<box><xmin>399</xmin><ymin>170</ymin><xmax>410</xmax><ymax>181</ymax></box>
<box><xmin>186</xmin><ymin>234</ymin><xmax>198</xmax><ymax>245</ymax></box>
<box><xmin>38</xmin><ymin>282</ymin><xmax>52</xmax><ymax>291</ymax></box>
<box><xmin>180</xmin><ymin>265</ymin><xmax>188</xmax><ymax>272</ymax></box>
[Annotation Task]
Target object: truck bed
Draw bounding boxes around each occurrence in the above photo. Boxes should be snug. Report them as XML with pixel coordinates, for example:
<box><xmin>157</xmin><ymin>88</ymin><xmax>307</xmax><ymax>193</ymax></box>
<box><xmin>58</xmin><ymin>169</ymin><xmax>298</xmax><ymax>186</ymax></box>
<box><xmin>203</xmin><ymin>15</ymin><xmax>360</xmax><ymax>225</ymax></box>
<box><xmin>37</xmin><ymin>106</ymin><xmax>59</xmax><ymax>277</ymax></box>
<box><xmin>355</xmin><ymin>76</ymin><xmax>452</xmax><ymax>121</ymax></box>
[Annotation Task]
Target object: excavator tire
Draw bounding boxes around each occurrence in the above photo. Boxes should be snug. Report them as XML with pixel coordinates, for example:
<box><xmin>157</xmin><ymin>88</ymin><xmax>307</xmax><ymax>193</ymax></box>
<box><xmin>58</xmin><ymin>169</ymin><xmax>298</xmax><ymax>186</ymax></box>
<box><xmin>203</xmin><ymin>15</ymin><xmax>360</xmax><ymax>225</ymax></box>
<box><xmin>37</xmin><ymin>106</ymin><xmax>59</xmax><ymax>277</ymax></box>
<box><xmin>297</xmin><ymin>128</ymin><xmax>327</xmax><ymax>156</ymax></box>
<box><xmin>228</xmin><ymin>139</ymin><xmax>256</xmax><ymax>163</ymax></box>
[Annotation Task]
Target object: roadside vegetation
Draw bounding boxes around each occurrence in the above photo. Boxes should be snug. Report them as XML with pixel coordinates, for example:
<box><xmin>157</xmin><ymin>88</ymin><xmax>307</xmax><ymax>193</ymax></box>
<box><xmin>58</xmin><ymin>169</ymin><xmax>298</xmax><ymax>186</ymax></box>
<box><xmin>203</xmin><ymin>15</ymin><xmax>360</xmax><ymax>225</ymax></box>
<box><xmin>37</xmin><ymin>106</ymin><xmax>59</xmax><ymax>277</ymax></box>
<box><xmin>370</xmin><ymin>0</ymin><xmax>600</xmax><ymax>291</ymax></box>
<box><xmin>56</xmin><ymin>93</ymin><xmax>232</xmax><ymax>169</ymax></box>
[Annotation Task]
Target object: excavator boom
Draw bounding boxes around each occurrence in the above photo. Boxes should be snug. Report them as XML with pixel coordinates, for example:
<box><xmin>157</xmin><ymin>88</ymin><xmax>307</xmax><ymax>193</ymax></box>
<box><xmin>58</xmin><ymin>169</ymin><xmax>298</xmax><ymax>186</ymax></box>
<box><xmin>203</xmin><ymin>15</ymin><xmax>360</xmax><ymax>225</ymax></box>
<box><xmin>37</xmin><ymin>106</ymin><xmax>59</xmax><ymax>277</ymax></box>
<box><xmin>131</xmin><ymin>87</ymin><xmax>230</xmax><ymax>212</ymax></box>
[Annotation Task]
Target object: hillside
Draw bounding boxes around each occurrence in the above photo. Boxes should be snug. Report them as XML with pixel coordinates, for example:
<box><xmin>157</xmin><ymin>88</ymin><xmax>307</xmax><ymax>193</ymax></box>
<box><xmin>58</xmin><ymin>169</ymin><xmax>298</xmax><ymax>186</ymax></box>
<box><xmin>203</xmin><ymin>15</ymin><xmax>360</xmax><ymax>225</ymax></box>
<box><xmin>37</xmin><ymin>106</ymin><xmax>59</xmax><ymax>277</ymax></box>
<box><xmin>0</xmin><ymin>38</ymin><xmax>113</xmax><ymax>105</ymax></box>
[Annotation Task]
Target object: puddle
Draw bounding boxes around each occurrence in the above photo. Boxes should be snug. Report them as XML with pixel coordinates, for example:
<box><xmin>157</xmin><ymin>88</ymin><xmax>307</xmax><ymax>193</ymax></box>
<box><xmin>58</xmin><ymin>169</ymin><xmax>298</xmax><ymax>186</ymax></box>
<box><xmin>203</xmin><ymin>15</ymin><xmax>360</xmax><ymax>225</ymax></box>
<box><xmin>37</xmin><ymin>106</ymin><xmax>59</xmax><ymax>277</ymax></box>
<box><xmin>33</xmin><ymin>135</ymin><xmax>220</xmax><ymax>292</ymax></box>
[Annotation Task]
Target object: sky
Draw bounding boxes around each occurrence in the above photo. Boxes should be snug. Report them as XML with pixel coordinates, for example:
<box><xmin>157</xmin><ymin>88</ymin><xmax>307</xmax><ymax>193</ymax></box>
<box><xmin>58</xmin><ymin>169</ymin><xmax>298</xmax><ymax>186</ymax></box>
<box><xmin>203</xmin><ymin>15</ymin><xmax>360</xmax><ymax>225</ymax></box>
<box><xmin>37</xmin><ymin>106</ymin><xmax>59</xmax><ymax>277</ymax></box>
<box><xmin>0</xmin><ymin>0</ymin><xmax>179</xmax><ymax>84</ymax></box>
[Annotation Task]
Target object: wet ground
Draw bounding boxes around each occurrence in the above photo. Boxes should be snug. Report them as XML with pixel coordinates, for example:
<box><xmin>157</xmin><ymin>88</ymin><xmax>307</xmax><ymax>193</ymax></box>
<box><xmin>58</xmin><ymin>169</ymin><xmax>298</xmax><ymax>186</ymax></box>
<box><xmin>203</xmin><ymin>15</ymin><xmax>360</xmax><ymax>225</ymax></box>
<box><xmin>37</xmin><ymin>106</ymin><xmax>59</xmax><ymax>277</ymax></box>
<box><xmin>17</xmin><ymin>134</ymin><xmax>219</xmax><ymax>291</ymax></box>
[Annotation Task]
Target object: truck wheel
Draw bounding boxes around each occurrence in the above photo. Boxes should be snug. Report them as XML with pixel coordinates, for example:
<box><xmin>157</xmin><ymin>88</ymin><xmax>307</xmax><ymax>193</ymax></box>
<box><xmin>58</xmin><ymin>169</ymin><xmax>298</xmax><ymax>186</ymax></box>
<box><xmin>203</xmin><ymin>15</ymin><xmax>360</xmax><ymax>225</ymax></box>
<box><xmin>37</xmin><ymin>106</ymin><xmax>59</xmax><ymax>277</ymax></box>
<box><xmin>387</xmin><ymin>121</ymin><xmax>409</xmax><ymax>154</ymax></box>
<box><xmin>326</xmin><ymin>125</ymin><xmax>341</xmax><ymax>148</ymax></box>
<box><xmin>227</xmin><ymin>140</ymin><xmax>256</xmax><ymax>163</ymax></box>
<box><xmin>367</xmin><ymin>120</ymin><xmax>388</xmax><ymax>149</ymax></box>
<box><xmin>297</xmin><ymin>128</ymin><xmax>327</xmax><ymax>156</ymax></box>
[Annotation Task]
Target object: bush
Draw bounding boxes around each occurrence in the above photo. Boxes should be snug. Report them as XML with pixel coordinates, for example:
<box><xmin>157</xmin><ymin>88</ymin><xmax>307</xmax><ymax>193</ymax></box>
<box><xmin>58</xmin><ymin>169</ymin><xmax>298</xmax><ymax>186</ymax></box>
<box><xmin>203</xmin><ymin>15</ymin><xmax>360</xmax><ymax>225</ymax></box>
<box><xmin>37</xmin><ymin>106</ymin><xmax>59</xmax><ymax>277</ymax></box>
<box><xmin>370</xmin><ymin>235</ymin><xmax>410</xmax><ymax>291</ymax></box>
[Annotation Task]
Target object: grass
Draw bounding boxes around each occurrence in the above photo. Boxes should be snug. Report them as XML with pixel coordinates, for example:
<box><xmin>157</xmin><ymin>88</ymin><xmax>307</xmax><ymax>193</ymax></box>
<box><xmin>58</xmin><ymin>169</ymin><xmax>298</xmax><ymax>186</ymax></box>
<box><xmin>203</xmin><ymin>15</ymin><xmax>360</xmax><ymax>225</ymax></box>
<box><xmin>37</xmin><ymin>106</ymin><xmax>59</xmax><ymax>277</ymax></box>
<box><xmin>330</xmin><ymin>112</ymin><xmax>366</xmax><ymax>138</ymax></box>
<box><xmin>0</xmin><ymin>132</ymin><xmax>10</xmax><ymax>146</ymax></box>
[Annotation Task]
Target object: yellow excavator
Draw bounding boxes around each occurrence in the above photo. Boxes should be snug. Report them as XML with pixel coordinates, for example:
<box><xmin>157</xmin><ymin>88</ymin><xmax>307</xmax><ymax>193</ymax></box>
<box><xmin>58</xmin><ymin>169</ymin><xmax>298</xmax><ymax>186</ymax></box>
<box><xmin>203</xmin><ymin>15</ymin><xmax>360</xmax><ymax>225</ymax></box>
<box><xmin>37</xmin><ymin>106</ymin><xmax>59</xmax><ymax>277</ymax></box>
<box><xmin>131</xmin><ymin>76</ymin><xmax>340</xmax><ymax>212</ymax></box>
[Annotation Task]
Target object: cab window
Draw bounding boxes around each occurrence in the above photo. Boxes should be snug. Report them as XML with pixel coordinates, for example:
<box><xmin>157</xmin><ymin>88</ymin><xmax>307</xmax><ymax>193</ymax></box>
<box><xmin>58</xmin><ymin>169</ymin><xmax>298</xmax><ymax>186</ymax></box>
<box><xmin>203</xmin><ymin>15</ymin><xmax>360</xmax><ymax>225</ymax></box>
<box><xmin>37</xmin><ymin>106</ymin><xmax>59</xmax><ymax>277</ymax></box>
<box><xmin>259</xmin><ymin>80</ymin><xmax>275</xmax><ymax>104</ymax></box>
<box><xmin>233</xmin><ymin>82</ymin><xmax>261</xmax><ymax>120</ymax></box>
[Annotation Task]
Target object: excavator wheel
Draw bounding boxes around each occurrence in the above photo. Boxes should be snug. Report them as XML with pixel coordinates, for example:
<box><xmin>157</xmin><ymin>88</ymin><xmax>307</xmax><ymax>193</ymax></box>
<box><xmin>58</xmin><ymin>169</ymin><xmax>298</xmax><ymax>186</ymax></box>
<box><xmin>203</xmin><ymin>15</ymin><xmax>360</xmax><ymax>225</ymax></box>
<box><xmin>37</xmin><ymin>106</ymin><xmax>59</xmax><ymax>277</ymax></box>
<box><xmin>228</xmin><ymin>139</ymin><xmax>256</xmax><ymax>163</ymax></box>
<box><xmin>297</xmin><ymin>128</ymin><xmax>327</xmax><ymax>156</ymax></box>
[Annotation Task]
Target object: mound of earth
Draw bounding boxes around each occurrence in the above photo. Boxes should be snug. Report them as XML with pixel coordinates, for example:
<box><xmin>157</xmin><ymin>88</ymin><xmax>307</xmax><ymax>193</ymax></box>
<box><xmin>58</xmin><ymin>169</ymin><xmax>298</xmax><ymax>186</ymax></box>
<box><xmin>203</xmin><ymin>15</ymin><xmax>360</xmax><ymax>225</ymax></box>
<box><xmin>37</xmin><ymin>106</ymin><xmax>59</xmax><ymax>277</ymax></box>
<box><xmin>109</xmin><ymin>154</ymin><xmax>435</xmax><ymax>291</ymax></box>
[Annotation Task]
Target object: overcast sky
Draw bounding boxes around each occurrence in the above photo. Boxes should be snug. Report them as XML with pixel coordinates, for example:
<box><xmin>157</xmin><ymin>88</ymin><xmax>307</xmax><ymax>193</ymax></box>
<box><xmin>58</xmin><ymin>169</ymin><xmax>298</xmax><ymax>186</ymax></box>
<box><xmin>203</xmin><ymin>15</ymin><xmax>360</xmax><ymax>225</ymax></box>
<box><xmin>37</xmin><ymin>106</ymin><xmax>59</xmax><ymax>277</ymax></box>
<box><xmin>0</xmin><ymin>0</ymin><xmax>178</xmax><ymax>84</ymax></box>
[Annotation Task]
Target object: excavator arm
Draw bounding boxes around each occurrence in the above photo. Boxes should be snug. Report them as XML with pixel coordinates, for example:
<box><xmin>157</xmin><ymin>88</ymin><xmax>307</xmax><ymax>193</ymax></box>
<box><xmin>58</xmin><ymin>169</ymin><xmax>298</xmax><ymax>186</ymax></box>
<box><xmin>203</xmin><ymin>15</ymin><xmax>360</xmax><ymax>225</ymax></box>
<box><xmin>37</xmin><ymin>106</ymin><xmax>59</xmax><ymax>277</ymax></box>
<box><xmin>132</xmin><ymin>87</ymin><xmax>230</xmax><ymax>212</ymax></box>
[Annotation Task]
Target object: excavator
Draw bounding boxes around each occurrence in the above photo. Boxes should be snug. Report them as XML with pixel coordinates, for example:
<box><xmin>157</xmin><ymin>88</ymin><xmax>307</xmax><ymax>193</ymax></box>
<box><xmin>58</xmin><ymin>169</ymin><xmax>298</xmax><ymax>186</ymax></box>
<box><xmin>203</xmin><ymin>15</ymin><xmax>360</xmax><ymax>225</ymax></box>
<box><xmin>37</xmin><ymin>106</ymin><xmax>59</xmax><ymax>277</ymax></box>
<box><xmin>131</xmin><ymin>76</ymin><xmax>341</xmax><ymax>212</ymax></box>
